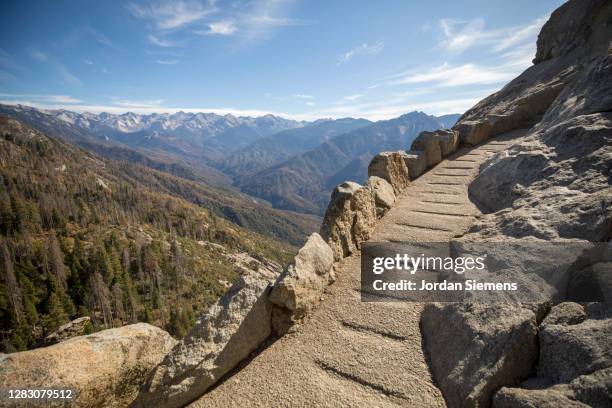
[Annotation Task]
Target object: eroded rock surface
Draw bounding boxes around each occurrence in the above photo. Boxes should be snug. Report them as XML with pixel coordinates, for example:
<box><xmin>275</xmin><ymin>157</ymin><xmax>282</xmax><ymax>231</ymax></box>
<box><xmin>365</xmin><ymin>176</ymin><xmax>396</xmax><ymax>217</ymax></box>
<box><xmin>269</xmin><ymin>233</ymin><xmax>334</xmax><ymax>320</ymax></box>
<box><xmin>421</xmin><ymin>303</ymin><xmax>538</xmax><ymax>408</ymax></box>
<box><xmin>367</xmin><ymin>151</ymin><xmax>410</xmax><ymax>193</ymax></box>
<box><xmin>411</xmin><ymin>132</ymin><xmax>442</xmax><ymax>167</ymax></box>
<box><xmin>538</xmin><ymin>317</ymin><xmax>612</xmax><ymax>383</ymax></box>
<box><xmin>320</xmin><ymin>181</ymin><xmax>377</xmax><ymax>261</ymax></box>
<box><xmin>0</xmin><ymin>324</ymin><xmax>176</xmax><ymax>408</ymax></box>
<box><xmin>43</xmin><ymin>316</ymin><xmax>92</xmax><ymax>345</ymax></box>
<box><xmin>135</xmin><ymin>267</ymin><xmax>278</xmax><ymax>408</ymax></box>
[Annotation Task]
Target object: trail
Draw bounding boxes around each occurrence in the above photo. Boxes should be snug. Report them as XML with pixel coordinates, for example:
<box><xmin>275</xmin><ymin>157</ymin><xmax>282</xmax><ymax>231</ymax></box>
<box><xmin>190</xmin><ymin>130</ymin><xmax>525</xmax><ymax>407</ymax></box>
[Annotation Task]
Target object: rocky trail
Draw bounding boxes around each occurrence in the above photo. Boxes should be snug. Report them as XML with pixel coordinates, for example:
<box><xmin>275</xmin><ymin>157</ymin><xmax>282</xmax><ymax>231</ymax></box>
<box><xmin>190</xmin><ymin>130</ymin><xmax>526</xmax><ymax>407</ymax></box>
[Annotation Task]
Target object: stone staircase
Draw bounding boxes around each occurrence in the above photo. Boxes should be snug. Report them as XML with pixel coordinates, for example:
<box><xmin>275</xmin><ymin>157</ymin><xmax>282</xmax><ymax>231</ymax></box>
<box><xmin>189</xmin><ymin>130</ymin><xmax>526</xmax><ymax>407</ymax></box>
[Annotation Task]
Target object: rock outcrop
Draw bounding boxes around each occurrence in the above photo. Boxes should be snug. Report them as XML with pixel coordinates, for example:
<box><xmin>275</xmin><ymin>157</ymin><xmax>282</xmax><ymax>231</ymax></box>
<box><xmin>420</xmin><ymin>2</ymin><xmax>612</xmax><ymax>406</ymax></box>
<box><xmin>43</xmin><ymin>316</ymin><xmax>92</xmax><ymax>345</ymax></box>
<box><xmin>411</xmin><ymin>131</ymin><xmax>442</xmax><ymax>167</ymax></box>
<box><xmin>269</xmin><ymin>233</ymin><xmax>335</xmax><ymax>322</ymax></box>
<box><xmin>492</xmin><ymin>302</ymin><xmax>612</xmax><ymax>408</ymax></box>
<box><xmin>367</xmin><ymin>151</ymin><xmax>410</xmax><ymax>193</ymax></box>
<box><xmin>462</xmin><ymin>0</ymin><xmax>611</xmax><ymax>241</ymax></box>
<box><xmin>0</xmin><ymin>324</ymin><xmax>176</xmax><ymax>408</ymax></box>
<box><xmin>538</xmin><ymin>315</ymin><xmax>612</xmax><ymax>383</ymax></box>
<box><xmin>321</xmin><ymin>127</ymin><xmax>461</xmax><ymax>262</ymax></box>
<box><xmin>134</xmin><ymin>267</ymin><xmax>278</xmax><ymax>408</ymax></box>
<box><xmin>320</xmin><ymin>181</ymin><xmax>377</xmax><ymax>261</ymax></box>
<box><xmin>403</xmin><ymin>150</ymin><xmax>427</xmax><ymax>179</ymax></box>
<box><xmin>421</xmin><ymin>303</ymin><xmax>538</xmax><ymax>408</ymax></box>
<box><xmin>365</xmin><ymin>176</ymin><xmax>396</xmax><ymax>216</ymax></box>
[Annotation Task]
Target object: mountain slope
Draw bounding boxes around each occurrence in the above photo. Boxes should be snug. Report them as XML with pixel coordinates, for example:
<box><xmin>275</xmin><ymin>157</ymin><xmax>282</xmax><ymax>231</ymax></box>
<box><xmin>0</xmin><ymin>116</ymin><xmax>297</xmax><ymax>352</ymax></box>
<box><xmin>0</xmin><ymin>104</ymin><xmax>320</xmax><ymax>245</ymax></box>
<box><xmin>236</xmin><ymin>112</ymin><xmax>460</xmax><ymax>214</ymax></box>
<box><xmin>221</xmin><ymin>118</ymin><xmax>371</xmax><ymax>176</ymax></box>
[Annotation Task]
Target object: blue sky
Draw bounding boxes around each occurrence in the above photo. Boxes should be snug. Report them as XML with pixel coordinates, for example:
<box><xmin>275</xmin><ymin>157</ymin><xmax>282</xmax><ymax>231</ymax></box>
<box><xmin>0</xmin><ymin>0</ymin><xmax>564</xmax><ymax>120</ymax></box>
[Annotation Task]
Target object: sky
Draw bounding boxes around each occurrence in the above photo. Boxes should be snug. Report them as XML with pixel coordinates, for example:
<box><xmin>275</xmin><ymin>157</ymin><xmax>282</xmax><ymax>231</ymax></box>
<box><xmin>0</xmin><ymin>0</ymin><xmax>565</xmax><ymax>121</ymax></box>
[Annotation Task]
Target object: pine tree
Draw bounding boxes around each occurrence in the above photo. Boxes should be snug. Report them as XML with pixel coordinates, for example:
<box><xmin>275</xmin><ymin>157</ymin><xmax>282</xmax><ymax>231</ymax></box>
<box><xmin>1</xmin><ymin>240</ymin><xmax>24</xmax><ymax>324</ymax></box>
<box><xmin>90</xmin><ymin>273</ymin><xmax>112</xmax><ymax>328</ymax></box>
<box><xmin>45</xmin><ymin>231</ymin><xmax>67</xmax><ymax>290</ymax></box>
<box><xmin>44</xmin><ymin>291</ymin><xmax>68</xmax><ymax>333</ymax></box>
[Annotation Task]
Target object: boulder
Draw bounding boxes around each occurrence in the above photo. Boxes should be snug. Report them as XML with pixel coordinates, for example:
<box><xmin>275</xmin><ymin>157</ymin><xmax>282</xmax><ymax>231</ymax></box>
<box><xmin>421</xmin><ymin>303</ymin><xmax>538</xmax><ymax>408</ymax></box>
<box><xmin>0</xmin><ymin>323</ymin><xmax>177</xmax><ymax>408</ymax></box>
<box><xmin>269</xmin><ymin>233</ymin><xmax>334</xmax><ymax>319</ymax></box>
<box><xmin>494</xmin><ymin>366</ymin><xmax>612</xmax><ymax>408</ymax></box>
<box><xmin>534</xmin><ymin>0</ymin><xmax>611</xmax><ymax>63</ymax></box>
<box><xmin>434</xmin><ymin>129</ymin><xmax>460</xmax><ymax>156</ymax></box>
<box><xmin>493</xmin><ymin>386</ymin><xmax>588</xmax><ymax>408</ymax></box>
<box><xmin>542</xmin><ymin>302</ymin><xmax>586</xmax><ymax>326</ymax></box>
<box><xmin>320</xmin><ymin>181</ymin><xmax>362</xmax><ymax>260</ymax></box>
<box><xmin>135</xmin><ymin>268</ymin><xmax>278</xmax><ymax>408</ymax></box>
<box><xmin>367</xmin><ymin>151</ymin><xmax>410</xmax><ymax>194</ymax></box>
<box><xmin>567</xmin><ymin>366</ymin><xmax>612</xmax><ymax>408</ymax></box>
<box><xmin>453</xmin><ymin>120</ymin><xmax>492</xmax><ymax>146</ymax></box>
<box><xmin>349</xmin><ymin>185</ymin><xmax>378</xmax><ymax>250</ymax></box>
<box><xmin>43</xmin><ymin>316</ymin><xmax>92</xmax><ymax>345</ymax></box>
<box><xmin>365</xmin><ymin>176</ymin><xmax>396</xmax><ymax>217</ymax></box>
<box><xmin>538</xmin><ymin>317</ymin><xmax>612</xmax><ymax>383</ymax></box>
<box><xmin>411</xmin><ymin>131</ymin><xmax>442</xmax><ymax>166</ymax></box>
<box><xmin>320</xmin><ymin>181</ymin><xmax>377</xmax><ymax>261</ymax></box>
<box><xmin>403</xmin><ymin>150</ymin><xmax>427</xmax><ymax>179</ymax></box>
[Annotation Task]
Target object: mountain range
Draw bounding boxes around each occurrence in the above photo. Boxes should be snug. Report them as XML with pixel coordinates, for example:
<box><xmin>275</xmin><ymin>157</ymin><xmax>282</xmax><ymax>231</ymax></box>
<box><xmin>0</xmin><ymin>104</ymin><xmax>459</xmax><ymax>217</ymax></box>
<box><xmin>235</xmin><ymin>111</ymin><xmax>460</xmax><ymax>214</ymax></box>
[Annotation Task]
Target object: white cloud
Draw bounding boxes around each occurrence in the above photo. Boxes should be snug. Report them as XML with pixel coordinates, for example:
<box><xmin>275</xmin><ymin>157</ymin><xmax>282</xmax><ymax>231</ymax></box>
<box><xmin>493</xmin><ymin>16</ymin><xmax>547</xmax><ymax>52</ymax></box>
<box><xmin>438</xmin><ymin>18</ymin><xmax>485</xmax><ymax>54</ymax></box>
<box><xmin>436</xmin><ymin>15</ymin><xmax>548</xmax><ymax>58</ymax></box>
<box><xmin>128</xmin><ymin>0</ymin><xmax>215</xmax><ymax>30</ymax></box>
<box><xmin>343</xmin><ymin>94</ymin><xmax>364</xmax><ymax>101</ymax></box>
<box><xmin>156</xmin><ymin>59</ymin><xmax>179</xmax><ymax>65</ymax></box>
<box><xmin>387</xmin><ymin>62</ymin><xmax>517</xmax><ymax>87</ymax></box>
<box><xmin>293</xmin><ymin>94</ymin><xmax>314</xmax><ymax>99</ymax></box>
<box><xmin>305</xmin><ymin>101</ymin><xmax>315</xmax><ymax>106</ymax></box>
<box><xmin>83</xmin><ymin>59</ymin><xmax>94</xmax><ymax>65</ymax></box>
<box><xmin>148</xmin><ymin>34</ymin><xmax>176</xmax><ymax>47</ymax></box>
<box><xmin>202</xmin><ymin>20</ymin><xmax>237</xmax><ymax>35</ymax></box>
<box><xmin>338</xmin><ymin>40</ymin><xmax>384</xmax><ymax>64</ymax></box>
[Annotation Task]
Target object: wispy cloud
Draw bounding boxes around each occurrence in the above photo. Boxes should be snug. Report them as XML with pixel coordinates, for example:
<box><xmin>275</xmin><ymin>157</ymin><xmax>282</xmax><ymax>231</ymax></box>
<box><xmin>386</xmin><ymin>62</ymin><xmax>516</xmax><ymax>87</ymax></box>
<box><xmin>293</xmin><ymin>94</ymin><xmax>314</xmax><ymax>99</ymax></box>
<box><xmin>436</xmin><ymin>15</ymin><xmax>548</xmax><ymax>59</ymax></box>
<box><xmin>343</xmin><ymin>94</ymin><xmax>364</xmax><ymax>101</ymax></box>
<box><xmin>148</xmin><ymin>34</ymin><xmax>177</xmax><ymax>47</ymax></box>
<box><xmin>156</xmin><ymin>59</ymin><xmax>179</xmax><ymax>65</ymax></box>
<box><xmin>338</xmin><ymin>40</ymin><xmax>384</xmax><ymax>64</ymax></box>
<box><xmin>438</xmin><ymin>18</ymin><xmax>485</xmax><ymax>54</ymax></box>
<box><xmin>200</xmin><ymin>20</ymin><xmax>237</xmax><ymax>35</ymax></box>
<box><xmin>83</xmin><ymin>59</ymin><xmax>94</xmax><ymax>65</ymax></box>
<box><xmin>492</xmin><ymin>16</ymin><xmax>548</xmax><ymax>52</ymax></box>
<box><xmin>128</xmin><ymin>0</ymin><xmax>216</xmax><ymax>30</ymax></box>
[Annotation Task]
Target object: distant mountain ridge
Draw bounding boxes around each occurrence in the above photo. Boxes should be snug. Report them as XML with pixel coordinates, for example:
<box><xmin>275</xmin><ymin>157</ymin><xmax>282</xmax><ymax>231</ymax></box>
<box><xmin>0</xmin><ymin>103</ymin><xmax>460</xmax><ymax>217</ymax></box>
<box><xmin>236</xmin><ymin>111</ymin><xmax>460</xmax><ymax>214</ymax></box>
<box><xmin>0</xmin><ymin>104</ymin><xmax>306</xmax><ymax>164</ymax></box>
<box><xmin>222</xmin><ymin>117</ymin><xmax>372</xmax><ymax>176</ymax></box>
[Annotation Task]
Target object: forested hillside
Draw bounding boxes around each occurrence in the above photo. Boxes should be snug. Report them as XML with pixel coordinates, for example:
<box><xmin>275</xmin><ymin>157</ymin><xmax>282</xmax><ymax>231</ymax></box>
<box><xmin>0</xmin><ymin>117</ymin><xmax>295</xmax><ymax>352</ymax></box>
